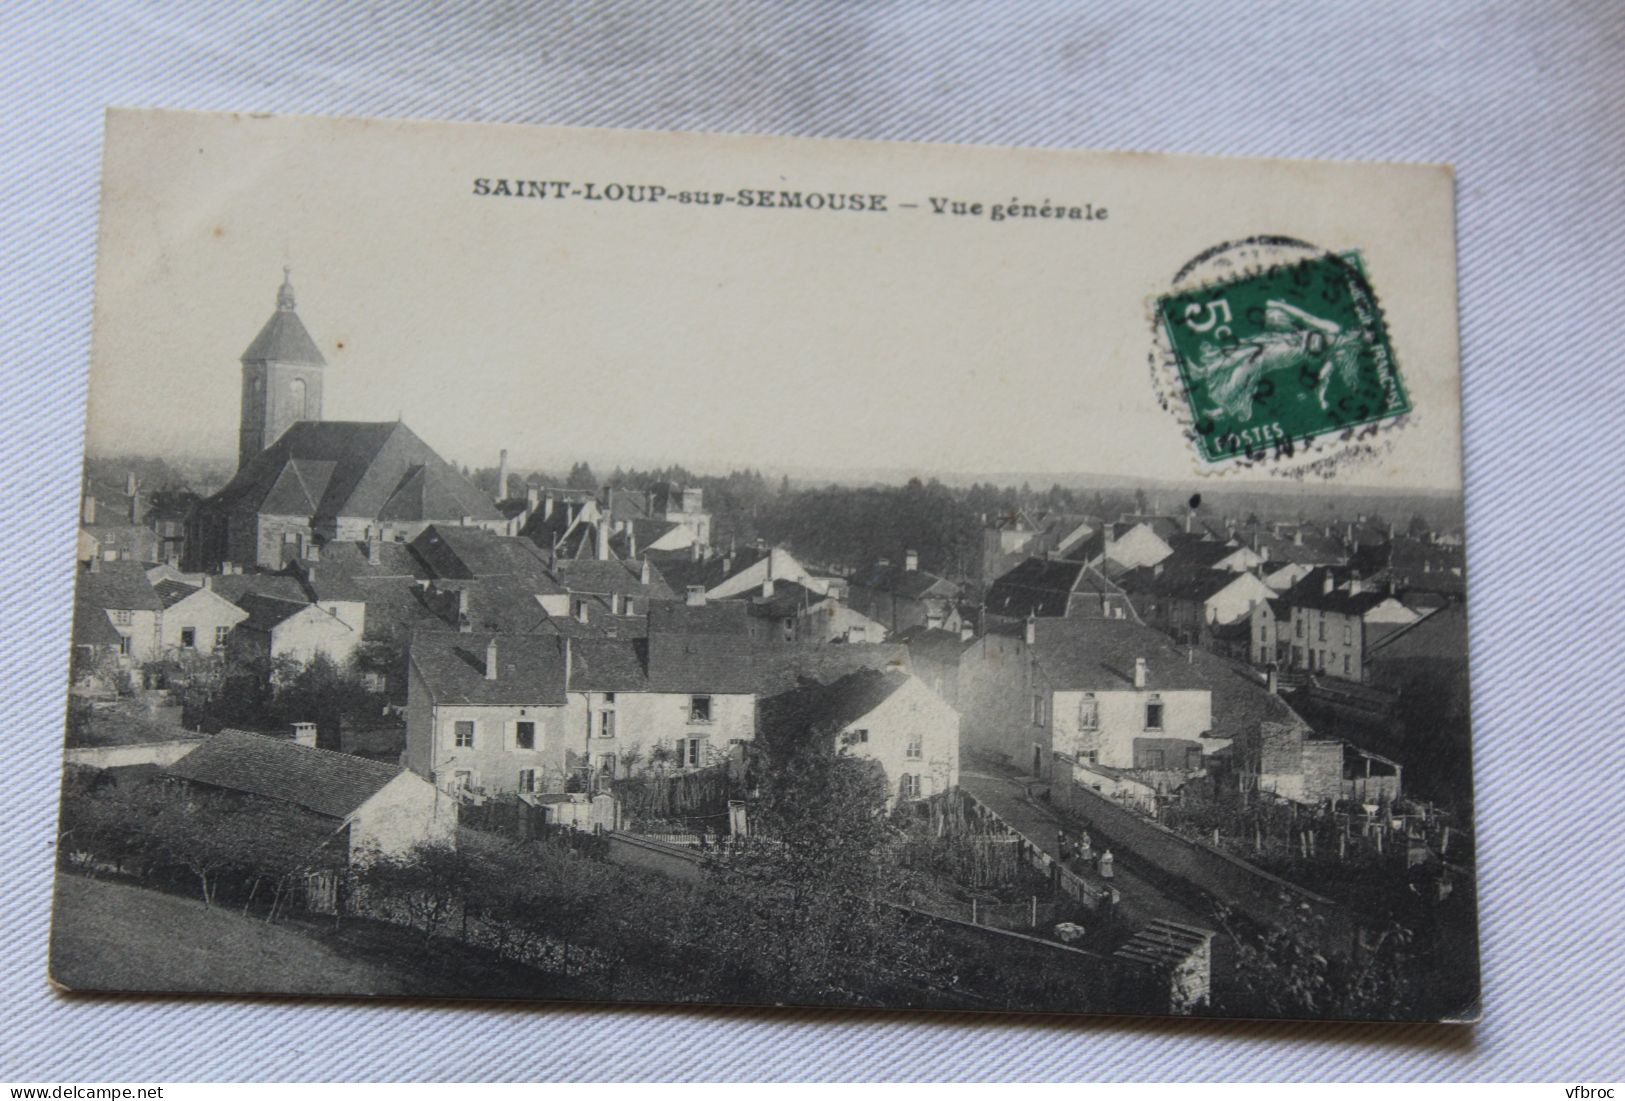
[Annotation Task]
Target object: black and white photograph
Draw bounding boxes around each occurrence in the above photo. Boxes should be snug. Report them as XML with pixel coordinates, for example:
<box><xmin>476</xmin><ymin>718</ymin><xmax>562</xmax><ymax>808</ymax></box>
<box><xmin>50</xmin><ymin>108</ymin><xmax>1480</xmax><ymax>1023</ymax></box>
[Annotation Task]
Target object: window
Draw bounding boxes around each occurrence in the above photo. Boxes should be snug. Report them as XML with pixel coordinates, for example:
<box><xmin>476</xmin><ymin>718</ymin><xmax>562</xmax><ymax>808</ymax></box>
<box><xmin>517</xmin><ymin>768</ymin><xmax>536</xmax><ymax>793</ymax></box>
<box><xmin>905</xmin><ymin>734</ymin><xmax>923</xmax><ymax>760</ymax></box>
<box><xmin>898</xmin><ymin>773</ymin><xmax>921</xmax><ymax>800</ymax></box>
<box><xmin>1295</xmin><ymin>617</ymin><xmax>1303</xmax><ymax>638</ymax></box>
<box><xmin>689</xmin><ymin>695</ymin><xmax>712</xmax><ymax>723</ymax></box>
<box><xmin>117</xmin><ymin>635</ymin><xmax>130</xmax><ymax>657</ymax></box>
<box><xmin>1143</xmin><ymin>749</ymin><xmax>1165</xmax><ymax>769</ymax></box>
<box><xmin>611</xmin><ymin>593</ymin><xmax>626</xmax><ymax>615</ymax></box>
<box><xmin>572</xmin><ymin>598</ymin><xmax>589</xmax><ymax>623</ymax></box>
<box><xmin>598</xmin><ymin>710</ymin><xmax>616</xmax><ymax>738</ymax></box>
<box><xmin>454</xmin><ymin>720</ymin><xmax>475</xmax><ymax>748</ymax></box>
<box><xmin>113</xmin><ymin>609</ymin><xmax>133</xmax><ymax>626</ymax></box>
<box><xmin>1343</xmin><ymin>655</ymin><xmax>1351</xmax><ymax>677</ymax></box>
<box><xmin>625</xmin><ymin>599</ymin><xmax>637</xmax><ymax>615</ymax></box>
<box><xmin>1078</xmin><ymin>694</ymin><xmax>1099</xmax><ymax>729</ymax></box>
<box><xmin>1186</xmin><ymin>747</ymin><xmax>1203</xmax><ymax>769</ymax></box>
<box><xmin>842</xmin><ymin>728</ymin><xmax>869</xmax><ymax>746</ymax></box>
<box><xmin>679</xmin><ymin>736</ymin><xmax>706</xmax><ymax>768</ymax></box>
<box><xmin>1258</xmin><ymin>623</ymin><xmax>1267</xmax><ymax>641</ymax></box>
<box><xmin>1145</xmin><ymin>696</ymin><xmax>1164</xmax><ymax>731</ymax></box>
<box><xmin>1343</xmin><ymin>623</ymin><xmax>1353</xmax><ymax>646</ymax></box>
<box><xmin>453</xmin><ymin>770</ymin><xmax>473</xmax><ymax>789</ymax></box>
<box><xmin>1318</xmin><ymin>619</ymin><xmax>1326</xmax><ymax>642</ymax></box>
<box><xmin>515</xmin><ymin>721</ymin><xmax>535</xmax><ymax>750</ymax></box>
<box><xmin>1032</xmin><ymin>693</ymin><xmax>1047</xmax><ymax>726</ymax></box>
<box><xmin>598</xmin><ymin>753</ymin><xmax>617</xmax><ymax>778</ymax></box>
<box><xmin>180</xmin><ymin>627</ymin><xmax>196</xmax><ymax>649</ymax></box>
<box><xmin>213</xmin><ymin>625</ymin><xmax>230</xmax><ymax>650</ymax></box>
<box><xmin>1080</xmin><ymin>750</ymin><xmax>1098</xmax><ymax>765</ymax></box>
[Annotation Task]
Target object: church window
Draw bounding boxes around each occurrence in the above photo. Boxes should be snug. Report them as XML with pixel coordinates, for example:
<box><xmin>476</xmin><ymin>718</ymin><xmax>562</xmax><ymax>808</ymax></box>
<box><xmin>289</xmin><ymin>378</ymin><xmax>308</xmax><ymax>420</ymax></box>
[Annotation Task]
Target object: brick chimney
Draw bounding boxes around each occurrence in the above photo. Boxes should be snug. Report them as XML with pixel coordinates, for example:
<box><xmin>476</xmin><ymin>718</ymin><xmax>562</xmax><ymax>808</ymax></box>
<box><xmin>904</xmin><ymin>549</ymin><xmax>919</xmax><ymax>573</ymax></box>
<box><xmin>485</xmin><ymin>637</ymin><xmax>499</xmax><ymax>680</ymax></box>
<box><xmin>1023</xmin><ymin>614</ymin><xmax>1037</xmax><ymax>646</ymax></box>
<box><xmin>1133</xmin><ymin>657</ymin><xmax>1148</xmax><ymax>689</ymax></box>
<box><xmin>291</xmin><ymin>722</ymin><xmax>317</xmax><ymax>748</ymax></box>
<box><xmin>496</xmin><ymin>449</ymin><xmax>509</xmax><ymax>503</ymax></box>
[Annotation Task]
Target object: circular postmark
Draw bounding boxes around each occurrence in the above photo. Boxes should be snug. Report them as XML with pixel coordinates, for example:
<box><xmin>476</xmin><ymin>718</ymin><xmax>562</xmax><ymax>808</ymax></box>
<box><xmin>1148</xmin><ymin>236</ymin><xmax>1413</xmax><ymax>478</ymax></box>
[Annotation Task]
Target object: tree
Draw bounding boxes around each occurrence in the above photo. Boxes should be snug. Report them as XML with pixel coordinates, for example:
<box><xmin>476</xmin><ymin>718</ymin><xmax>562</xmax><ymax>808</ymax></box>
<box><xmin>701</xmin><ymin>718</ymin><xmax>931</xmax><ymax>1003</ymax></box>
<box><xmin>566</xmin><ymin>462</ymin><xmax>598</xmax><ymax>490</ymax></box>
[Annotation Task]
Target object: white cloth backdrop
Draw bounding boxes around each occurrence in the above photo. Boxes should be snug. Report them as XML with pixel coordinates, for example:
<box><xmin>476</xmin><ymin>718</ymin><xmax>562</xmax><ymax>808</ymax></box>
<box><xmin>3</xmin><ymin>0</ymin><xmax>1622</xmax><ymax>1082</ymax></box>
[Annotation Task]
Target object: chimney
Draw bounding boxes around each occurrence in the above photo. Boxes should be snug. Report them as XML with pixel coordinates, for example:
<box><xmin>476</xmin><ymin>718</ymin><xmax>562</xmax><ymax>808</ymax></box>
<box><xmin>1023</xmin><ymin>614</ymin><xmax>1037</xmax><ymax>646</ymax></box>
<box><xmin>628</xmin><ymin>527</ymin><xmax>638</xmax><ymax>559</ymax></box>
<box><xmin>200</xmin><ymin>574</ymin><xmax>212</xmax><ymax>591</ymax></box>
<box><xmin>81</xmin><ymin>493</ymin><xmax>96</xmax><ymax>525</ymax></box>
<box><xmin>1322</xmin><ymin>572</ymin><xmax>1335</xmax><ymax>595</ymax></box>
<box><xmin>496</xmin><ymin>449</ymin><xmax>509</xmax><ymax>503</ymax></box>
<box><xmin>960</xmin><ymin>621</ymin><xmax>974</xmax><ymax>643</ymax></box>
<box><xmin>904</xmin><ymin>549</ymin><xmax>919</xmax><ymax>573</ymax></box>
<box><xmin>1266</xmin><ymin>665</ymin><xmax>1279</xmax><ymax>695</ymax></box>
<box><xmin>641</xmin><ymin>558</ymin><xmax>652</xmax><ymax>585</ymax></box>
<box><xmin>485</xmin><ymin>638</ymin><xmax>499</xmax><ymax>680</ymax></box>
<box><xmin>1259</xmin><ymin>545</ymin><xmax>1270</xmax><ymax>564</ymax></box>
<box><xmin>596</xmin><ymin>517</ymin><xmax>610</xmax><ymax>560</ymax></box>
<box><xmin>1133</xmin><ymin>657</ymin><xmax>1147</xmax><ymax>689</ymax></box>
<box><xmin>305</xmin><ymin>565</ymin><xmax>317</xmax><ymax>585</ymax></box>
<box><xmin>526</xmin><ymin>485</ymin><xmax>540</xmax><ymax>515</ymax></box>
<box><xmin>544</xmin><ymin>492</ymin><xmax>555</xmax><ymax>520</ymax></box>
<box><xmin>762</xmin><ymin>577</ymin><xmax>775</xmax><ymax>599</ymax></box>
<box><xmin>722</xmin><ymin>555</ymin><xmax>733</xmax><ymax>575</ymax></box>
<box><xmin>291</xmin><ymin>722</ymin><xmax>317</xmax><ymax>748</ymax></box>
<box><xmin>1294</xmin><ymin>530</ymin><xmax>1304</xmax><ymax>547</ymax></box>
<box><xmin>368</xmin><ymin>537</ymin><xmax>382</xmax><ymax>566</ymax></box>
<box><xmin>457</xmin><ymin>588</ymin><xmax>471</xmax><ymax>631</ymax></box>
<box><xmin>1348</xmin><ymin>572</ymin><xmax>1362</xmax><ymax>596</ymax></box>
<box><xmin>691</xmin><ymin>541</ymin><xmax>703</xmax><ymax>562</ymax></box>
<box><xmin>129</xmin><ymin>488</ymin><xmax>141</xmax><ymax>524</ymax></box>
<box><xmin>125</xmin><ymin>471</ymin><xmax>138</xmax><ymax>497</ymax></box>
<box><xmin>686</xmin><ymin>585</ymin><xmax>707</xmax><ymax>607</ymax></box>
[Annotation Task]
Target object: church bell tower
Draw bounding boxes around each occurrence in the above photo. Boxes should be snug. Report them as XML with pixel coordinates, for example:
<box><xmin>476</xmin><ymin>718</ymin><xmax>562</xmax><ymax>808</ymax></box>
<box><xmin>238</xmin><ymin>268</ymin><xmax>327</xmax><ymax>470</ymax></box>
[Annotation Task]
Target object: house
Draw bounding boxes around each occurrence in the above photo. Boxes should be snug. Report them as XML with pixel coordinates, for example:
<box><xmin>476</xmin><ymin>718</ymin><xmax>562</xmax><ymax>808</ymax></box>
<box><xmin>1246</xmin><ymin>598</ymin><xmax>1293</xmax><ymax>667</ymax></box>
<box><xmin>656</xmin><ymin>543</ymin><xmax>825</xmax><ymax>602</ymax></box>
<box><xmin>1282</xmin><ymin>568</ymin><xmax>1421</xmax><ymax>682</ymax></box>
<box><xmin>727</xmin><ymin>577</ymin><xmax>886</xmax><ymax>644</ymax></box>
<box><xmin>1119</xmin><ymin>566</ymin><xmax>1277</xmax><ymax>645</ymax></box>
<box><xmin>978</xmin><ymin>510</ymin><xmax>1093</xmax><ymax>586</ymax></box>
<box><xmin>959</xmin><ymin>617</ymin><xmax>1221</xmax><ymax>779</ymax></box>
<box><xmin>77</xmin><ymin>476</ymin><xmax>161</xmax><ymax>564</ymax></box>
<box><xmin>405</xmin><ymin>628</ymin><xmax>759</xmax><ymax>797</ymax></box>
<box><xmin>166</xmin><ymin>728</ymin><xmax>456</xmax><ymax>863</ymax></box>
<box><xmin>983</xmin><ymin>556</ymin><xmax>1136</xmax><ymax>622</ymax></box>
<box><xmin>152</xmin><ymin>577</ymin><xmax>250</xmax><ymax>657</ymax></box>
<box><xmin>230</xmin><ymin>593</ymin><xmax>360</xmax><ymax>667</ymax></box>
<box><xmin>608</xmin><ymin>482</ymin><xmax>713</xmax><ymax>548</ymax></box>
<box><xmin>518</xmin><ymin>490</ymin><xmax>604</xmax><ymax>559</ymax></box>
<box><xmin>893</xmin><ymin>624</ymin><xmax>977</xmax><ymax>706</ymax></box>
<box><xmin>75</xmin><ymin>559</ymin><xmax>163</xmax><ymax>662</ymax></box>
<box><xmin>759</xmin><ymin>670</ymin><xmax>960</xmax><ymax>806</ymax></box>
<box><xmin>1075</xmin><ymin>521</ymin><xmax>1175</xmax><ymax>575</ymax></box>
<box><xmin>846</xmin><ymin>550</ymin><xmax>959</xmax><ymax>635</ymax></box>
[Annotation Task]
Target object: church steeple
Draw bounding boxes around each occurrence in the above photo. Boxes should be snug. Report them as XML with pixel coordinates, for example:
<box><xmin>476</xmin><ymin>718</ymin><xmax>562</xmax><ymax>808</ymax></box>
<box><xmin>237</xmin><ymin>268</ymin><xmax>328</xmax><ymax>470</ymax></box>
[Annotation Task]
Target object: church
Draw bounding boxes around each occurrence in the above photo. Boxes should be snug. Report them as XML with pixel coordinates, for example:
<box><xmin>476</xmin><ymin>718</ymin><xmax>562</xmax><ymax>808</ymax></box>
<box><xmin>186</xmin><ymin>271</ymin><xmax>504</xmax><ymax>571</ymax></box>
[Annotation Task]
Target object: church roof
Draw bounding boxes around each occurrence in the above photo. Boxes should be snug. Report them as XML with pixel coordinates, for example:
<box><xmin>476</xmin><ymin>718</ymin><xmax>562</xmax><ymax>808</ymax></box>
<box><xmin>208</xmin><ymin>421</ymin><xmax>502</xmax><ymax>527</ymax></box>
<box><xmin>240</xmin><ymin>272</ymin><xmax>327</xmax><ymax>366</ymax></box>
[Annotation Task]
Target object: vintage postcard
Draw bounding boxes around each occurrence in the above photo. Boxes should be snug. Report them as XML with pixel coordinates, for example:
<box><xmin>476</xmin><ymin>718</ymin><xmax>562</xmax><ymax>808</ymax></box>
<box><xmin>53</xmin><ymin>108</ymin><xmax>1477</xmax><ymax>1021</ymax></box>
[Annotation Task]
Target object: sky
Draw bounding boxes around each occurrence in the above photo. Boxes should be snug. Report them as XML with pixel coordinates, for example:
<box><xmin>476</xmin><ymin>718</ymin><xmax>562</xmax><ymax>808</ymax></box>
<box><xmin>84</xmin><ymin>110</ymin><xmax>1465</xmax><ymax>491</ymax></box>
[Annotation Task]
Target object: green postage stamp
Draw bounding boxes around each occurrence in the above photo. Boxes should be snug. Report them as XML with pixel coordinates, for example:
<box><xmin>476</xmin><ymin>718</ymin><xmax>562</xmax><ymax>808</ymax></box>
<box><xmin>1158</xmin><ymin>247</ymin><xmax>1410</xmax><ymax>464</ymax></box>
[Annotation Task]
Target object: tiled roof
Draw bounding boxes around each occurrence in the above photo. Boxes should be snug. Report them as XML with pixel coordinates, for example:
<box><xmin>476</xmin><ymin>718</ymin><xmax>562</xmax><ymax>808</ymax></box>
<box><xmin>644</xmin><ymin>633</ymin><xmax>757</xmax><ymax>694</ymax></box>
<box><xmin>77</xmin><ymin>561</ymin><xmax>162</xmax><ymax>612</ymax></box>
<box><xmin>647</xmin><ymin>601</ymin><xmax>753</xmax><ymax>636</ymax></box>
<box><xmin>759</xmin><ymin>669</ymin><xmax>914</xmax><ymax>742</ymax></box>
<box><xmin>850</xmin><ymin>561</ymin><xmax>955</xmax><ymax>601</ymax></box>
<box><xmin>241</xmin><ymin>304</ymin><xmax>326</xmax><ymax>365</ymax></box>
<box><xmin>1015</xmin><ymin>618</ymin><xmax>1212</xmax><ymax>692</ymax></box>
<box><xmin>894</xmin><ymin>625</ymin><xmax>974</xmax><ymax>664</ymax></box>
<box><xmin>153</xmin><ymin>578</ymin><xmax>201</xmax><ymax>609</ymax></box>
<box><xmin>410</xmin><ymin>525</ymin><xmax>563</xmax><ymax>591</ymax></box>
<box><xmin>732</xmin><ymin>579</ymin><xmax>829</xmax><ymax>619</ymax></box>
<box><xmin>568</xmin><ymin>639</ymin><xmax>652</xmax><ymax>691</ymax></box>
<box><xmin>212</xmin><ymin>572</ymin><xmax>310</xmax><ymax>605</ymax></box>
<box><xmin>409</xmin><ymin>630</ymin><xmax>567</xmax><ymax>706</ymax></box>
<box><xmin>235</xmin><ymin>593</ymin><xmax>316</xmax><ymax>631</ymax></box>
<box><xmin>206</xmin><ymin>421</ymin><xmax>501</xmax><ymax>527</ymax></box>
<box><xmin>167</xmin><ymin>730</ymin><xmax>400</xmax><ymax>821</ymax></box>
<box><xmin>72</xmin><ymin>599</ymin><xmax>123</xmax><ymax>647</ymax></box>
<box><xmin>1366</xmin><ymin>604</ymin><xmax>1467</xmax><ymax>664</ymax></box>
<box><xmin>553</xmin><ymin>558</ymin><xmax>676</xmax><ymax>601</ymax></box>
<box><xmin>653</xmin><ymin>546</ymin><xmax>769</xmax><ymax>595</ymax></box>
<box><xmin>753</xmin><ymin>642</ymin><xmax>911</xmax><ymax>696</ymax></box>
<box><xmin>1284</xmin><ymin>567</ymin><xmax>1403</xmax><ymax>615</ymax></box>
